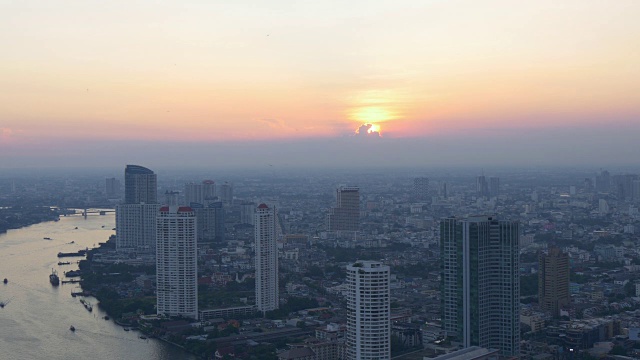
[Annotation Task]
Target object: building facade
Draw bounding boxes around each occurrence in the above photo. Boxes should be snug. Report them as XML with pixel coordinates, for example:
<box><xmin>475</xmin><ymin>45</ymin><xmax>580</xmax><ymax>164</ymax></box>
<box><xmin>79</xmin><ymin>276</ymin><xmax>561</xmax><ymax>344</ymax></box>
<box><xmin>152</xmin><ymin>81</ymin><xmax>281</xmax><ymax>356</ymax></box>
<box><xmin>184</xmin><ymin>180</ymin><xmax>216</xmax><ymax>205</ymax></box>
<box><xmin>539</xmin><ymin>247</ymin><xmax>570</xmax><ymax>317</ymax></box>
<box><xmin>413</xmin><ymin>177</ymin><xmax>429</xmax><ymax>201</ymax></box>
<box><xmin>346</xmin><ymin>260</ymin><xmax>390</xmax><ymax>360</ymax></box>
<box><xmin>115</xmin><ymin>203</ymin><xmax>160</xmax><ymax>252</ymax></box>
<box><xmin>156</xmin><ymin>206</ymin><xmax>198</xmax><ymax>319</ymax></box>
<box><xmin>105</xmin><ymin>177</ymin><xmax>120</xmax><ymax>199</ymax></box>
<box><xmin>190</xmin><ymin>200</ymin><xmax>225</xmax><ymax>243</ymax></box>
<box><xmin>327</xmin><ymin>186</ymin><xmax>360</xmax><ymax>232</ymax></box>
<box><xmin>255</xmin><ymin>203</ymin><xmax>279</xmax><ymax>312</ymax></box>
<box><xmin>440</xmin><ymin>216</ymin><xmax>520</xmax><ymax>357</ymax></box>
<box><xmin>117</xmin><ymin>165</ymin><xmax>159</xmax><ymax>252</ymax></box>
<box><xmin>124</xmin><ymin>164</ymin><xmax>157</xmax><ymax>204</ymax></box>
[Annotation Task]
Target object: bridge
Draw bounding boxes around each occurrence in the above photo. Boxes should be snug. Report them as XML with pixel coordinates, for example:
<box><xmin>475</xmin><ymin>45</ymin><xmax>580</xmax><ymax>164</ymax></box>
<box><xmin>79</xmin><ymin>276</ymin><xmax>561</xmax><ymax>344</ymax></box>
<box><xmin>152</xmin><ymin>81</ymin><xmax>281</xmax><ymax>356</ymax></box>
<box><xmin>62</xmin><ymin>208</ymin><xmax>115</xmax><ymax>218</ymax></box>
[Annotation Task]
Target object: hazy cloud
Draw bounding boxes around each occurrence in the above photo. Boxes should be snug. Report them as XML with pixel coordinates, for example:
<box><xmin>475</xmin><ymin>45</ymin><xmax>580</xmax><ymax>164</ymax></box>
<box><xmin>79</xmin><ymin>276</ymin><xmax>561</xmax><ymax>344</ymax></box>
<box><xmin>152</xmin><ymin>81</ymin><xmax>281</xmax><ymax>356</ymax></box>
<box><xmin>355</xmin><ymin>123</ymin><xmax>380</xmax><ymax>137</ymax></box>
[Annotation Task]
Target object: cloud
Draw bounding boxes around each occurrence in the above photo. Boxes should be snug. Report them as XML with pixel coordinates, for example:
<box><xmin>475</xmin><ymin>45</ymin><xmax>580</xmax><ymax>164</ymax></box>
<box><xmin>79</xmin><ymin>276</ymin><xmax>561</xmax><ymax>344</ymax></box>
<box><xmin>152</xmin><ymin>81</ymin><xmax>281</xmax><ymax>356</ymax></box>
<box><xmin>355</xmin><ymin>123</ymin><xmax>380</xmax><ymax>137</ymax></box>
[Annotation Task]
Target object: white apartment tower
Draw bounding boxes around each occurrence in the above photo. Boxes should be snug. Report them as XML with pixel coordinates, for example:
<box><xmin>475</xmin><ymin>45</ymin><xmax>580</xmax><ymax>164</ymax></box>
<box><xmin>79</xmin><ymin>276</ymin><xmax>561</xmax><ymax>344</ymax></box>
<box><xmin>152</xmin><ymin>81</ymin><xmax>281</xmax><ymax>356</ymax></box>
<box><xmin>346</xmin><ymin>260</ymin><xmax>391</xmax><ymax>360</ymax></box>
<box><xmin>156</xmin><ymin>206</ymin><xmax>198</xmax><ymax>319</ymax></box>
<box><xmin>255</xmin><ymin>203</ymin><xmax>279</xmax><ymax>312</ymax></box>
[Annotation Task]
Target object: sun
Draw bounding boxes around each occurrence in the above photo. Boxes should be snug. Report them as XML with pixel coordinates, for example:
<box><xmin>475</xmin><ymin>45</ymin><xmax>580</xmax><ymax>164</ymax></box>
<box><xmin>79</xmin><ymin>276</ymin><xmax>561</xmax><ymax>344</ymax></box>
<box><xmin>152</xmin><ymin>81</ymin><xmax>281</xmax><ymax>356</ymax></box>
<box><xmin>367</xmin><ymin>124</ymin><xmax>381</xmax><ymax>134</ymax></box>
<box><xmin>350</xmin><ymin>106</ymin><xmax>394</xmax><ymax>124</ymax></box>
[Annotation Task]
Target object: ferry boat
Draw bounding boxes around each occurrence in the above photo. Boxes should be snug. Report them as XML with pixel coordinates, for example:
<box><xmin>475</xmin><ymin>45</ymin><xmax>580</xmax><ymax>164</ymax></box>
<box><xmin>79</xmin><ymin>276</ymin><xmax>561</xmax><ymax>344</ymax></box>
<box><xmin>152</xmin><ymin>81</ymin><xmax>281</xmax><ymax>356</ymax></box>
<box><xmin>49</xmin><ymin>269</ymin><xmax>60</xmax><ymax>286</ymax></box>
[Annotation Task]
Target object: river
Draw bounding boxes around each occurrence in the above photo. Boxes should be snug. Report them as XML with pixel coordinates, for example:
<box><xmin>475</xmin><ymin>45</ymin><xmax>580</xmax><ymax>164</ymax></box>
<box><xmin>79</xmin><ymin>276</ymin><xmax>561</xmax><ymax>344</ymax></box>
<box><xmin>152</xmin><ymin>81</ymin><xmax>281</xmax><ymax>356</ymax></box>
<box><xmin>0</xmin><ymin>213</ymin><xmax>196</xmax><ymax>360</ymax></box>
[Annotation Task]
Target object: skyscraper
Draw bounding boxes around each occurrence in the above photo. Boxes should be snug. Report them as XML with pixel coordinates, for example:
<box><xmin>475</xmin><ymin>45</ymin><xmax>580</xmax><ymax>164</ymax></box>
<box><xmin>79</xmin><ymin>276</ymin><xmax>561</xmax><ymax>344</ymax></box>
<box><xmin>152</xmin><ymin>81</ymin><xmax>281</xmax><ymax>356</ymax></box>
<box><xmin>595</xmin><ymin>170</ymin><xmax>610</xmax><ymax>193</ymax></box>
<box><xmin>184</xmin><ymin>180</ymin><xmax>216</xmax><ymax>205</ymax></box>
<box><xmin>255</xmin><ymin>203</ymin><xmax>279</xmax><ymax>312</ymax></box>
<box><xmin>105</xmin><ymin>177</ymin><xmax>120</xmax><ymax>199</ymax></box>
<box><xmin>115</xmin><ymin>203</ymin><xmax>160</xmax><ymax>252</ymax></box>
<box><xmin>240</xmin><ymin>202</ymin><xmax>256</xmax><ymax>225</ymax></box>
<box><xmin>346</xmin><ymin>260</ymin><xmax>391</xmax><ymax>360</ymax></box>
<box><xmin>190</xmin><ymin>200</ymin><xmax>225</xmax><ymax>243</ymax></box>
<box><xmin>327</xmin><ymin>186</ymin><xmax>360</xmax><ymax>232</ymax></box>
<box><xmin>218</xmin><ymin>182</ymin><xmax>233</xmax><ymax>204</ymax></box>
<box><xmin>116</xmin><ymin>165</ymin><xmax>159</xmax><ymax>253</ymax></box>
<box><xmin>476</xmin><ymin>176</ymin><xmax>489</xmax><ymax>197</ymax></box>
<box><xmin>124</xmin><ymin>165</ymin><xmax>157</xmax><ymax>204</ymax></box>
<box><xmin>156</xmin><ymin>206</ymin><xmax>198</xmax><ymax>319</ymax></box>
<box><xmin>539</xmin><ymin>247</ymin><xmax>570</xmax><ymax>318</ymax></box>
<box><xmin>440</xmin><ymin>216</ymin><xmax>520</xmax><ymax>357</ymax></box>
<box><xmin>413</xmin><ymin>177</ymin><xmax>429</xmax><ymax>201</ymax></box>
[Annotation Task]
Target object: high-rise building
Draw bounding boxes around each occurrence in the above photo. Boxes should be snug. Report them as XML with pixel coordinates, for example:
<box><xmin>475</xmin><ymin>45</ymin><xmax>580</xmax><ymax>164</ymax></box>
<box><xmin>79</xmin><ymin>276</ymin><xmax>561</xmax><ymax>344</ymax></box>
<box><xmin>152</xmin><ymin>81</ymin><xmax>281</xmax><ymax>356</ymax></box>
<box><xmin>190</xmin><ymin>200</ymin><xmax>224</xmax><ymax>243</ymax></box>
<box><xmin>105</xmin><ymin>177</ymin><xmax>120</xmax><ymax>199</ymax></box>
<box><xmin>440</xmin><ymin>216</ymin><xmax>520</xmax><ymax>357</ymax></box>
<box><xmin>184</xmin><ymin>180</ymin><xmax>216</xmax><ymax>205</ymax></box>
<box><xmin>116</xmin><ymin>165</ymin><xmax>159</xmax><ymax>253</ymax></box>
<box><xmin>489</xmin><ymin>177</ymin><xmax>500</xmax><ymax>197</ymax></box>
<box><xmin>539</xmin><ymin>247</ymin><xmax>570</xmax><ymax>317</ymax></box>
<box><xmin>156</xmin><ymin>206</ymin><xmax>198</xmax><ymax>319</ymax></box>
<box><xmin>595</xmin><ymin>170</ymin><xmax>610</xmax><ymax>193</ymax></box>
<box><xmin>115</xmin><ymin>203</ymin><xmax>160</xmax><ymax>252</ymax></box>
<box><xmin>255</xmin><ymin>203</ymin><xmax>279</xmax><ymax>312</ymax></box>
<box><xmin>475</xmin><ymin>176</ymin><xmax>489</xmax><ymax>197</ymax></box>
<box><xmin>164</xmin><ymin>190</ymin><xmax>180</xmax><ymax>206</ymax></box>
<box><xmin>124</xmin><ymin>165</ymin><xmax>157</xmax><ymax>204</ymax></box>
<box><xmin>413</xmin><ymin>177</ymin><xmax>429</xmax><ymax>201</ymax></box>
<box><xmin>219</xmin><ymin>182</ymin><xmax>233</xmax><ymax>204</ymax></box>
<box><xmin>240</xmin><ymin>202</ymin><xmax>256</xmax><ymax>225</ymax></box>
<box><xmin>327</xmin><ymin>186</ymin><xmax>360</xmax><ymax>232</ymax></box>
<box><xmin>346</xmin><ymin>260</ymin><xmax>391</xmax><ymax>360</ymax></box>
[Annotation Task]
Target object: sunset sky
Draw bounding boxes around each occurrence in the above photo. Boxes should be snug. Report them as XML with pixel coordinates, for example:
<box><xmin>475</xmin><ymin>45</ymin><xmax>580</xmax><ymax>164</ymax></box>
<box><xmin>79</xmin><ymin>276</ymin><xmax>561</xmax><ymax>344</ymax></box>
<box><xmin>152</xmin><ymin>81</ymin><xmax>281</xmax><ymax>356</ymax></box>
<box><xmin>1</xmin><ymin>0</ymin><xmax>639</xmax><ymax>168</ymax></box>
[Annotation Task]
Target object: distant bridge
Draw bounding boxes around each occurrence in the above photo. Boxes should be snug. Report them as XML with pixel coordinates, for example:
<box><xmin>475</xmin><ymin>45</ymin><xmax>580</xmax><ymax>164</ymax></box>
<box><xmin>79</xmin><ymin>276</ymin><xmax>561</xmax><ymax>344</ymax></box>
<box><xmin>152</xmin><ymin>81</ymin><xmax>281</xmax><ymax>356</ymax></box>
<box><xmin>62</xmin><ymin>208</ymin><xmax>115</xmax><ymax>218</ymax></box>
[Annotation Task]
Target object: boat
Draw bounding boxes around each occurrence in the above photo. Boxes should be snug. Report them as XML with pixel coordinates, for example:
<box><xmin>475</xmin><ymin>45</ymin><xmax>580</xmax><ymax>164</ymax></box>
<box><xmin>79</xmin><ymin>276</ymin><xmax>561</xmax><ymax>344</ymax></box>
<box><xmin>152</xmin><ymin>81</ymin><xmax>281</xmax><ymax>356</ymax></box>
<box><xmin>65</xmin><ymin>270</ymin><xmax>81</xmax><ymax>277</ymax></box>
<box><xmin>123</xmin><ymin>328</ymin><xmax>130</xmax><ymax>331</ymax></box>
<box><xmin>69</xmin><ymin>325</ymin><xmax>75</xmax><ymax>332</ymax></box>
<box><xmin>58</xmin><ymin>261</ymin><xmax>70</xmax><ymax>265</ymax></box>
<box><xmin>43</xmin><ymin>237</ymin><xmax>52</xmax><ymax>240</ymax></box>
<box><xmin>79</xmin><ymin>298</ymin><xmax>92</xmax><ymax>312</ymax></box>
<box><xmin>139</xmin><ymin>335</ymin><xmax>147</xmax><ymax>339</ymax></box>
<box><xmin>50</xmin><ymin>269</ymin><xmax>60</xmax><ymax>286</ymax></box>
<box><xmin>3</xmin><ymin>278</ymin><xmax>7</xmax><ymax>284</ymax></box>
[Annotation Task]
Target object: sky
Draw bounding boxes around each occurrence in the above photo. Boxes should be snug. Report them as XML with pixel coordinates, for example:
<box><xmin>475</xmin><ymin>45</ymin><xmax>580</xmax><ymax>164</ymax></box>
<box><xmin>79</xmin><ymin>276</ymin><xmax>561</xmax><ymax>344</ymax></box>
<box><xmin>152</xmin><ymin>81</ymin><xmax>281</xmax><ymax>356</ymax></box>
<box><xmin>1</xmin><ymin>0</ymin><xmax>639</xmax><ymax>169</ymax></box>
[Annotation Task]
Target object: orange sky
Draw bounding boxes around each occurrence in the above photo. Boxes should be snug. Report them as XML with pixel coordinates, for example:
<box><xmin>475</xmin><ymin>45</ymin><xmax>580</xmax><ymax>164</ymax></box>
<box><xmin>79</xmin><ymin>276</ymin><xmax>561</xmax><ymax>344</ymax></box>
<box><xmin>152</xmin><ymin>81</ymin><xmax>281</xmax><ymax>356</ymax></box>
<box><xmin>1</xmin><ymin>0</ymin><xmax>639</xmax><ymax>148</ymax></box>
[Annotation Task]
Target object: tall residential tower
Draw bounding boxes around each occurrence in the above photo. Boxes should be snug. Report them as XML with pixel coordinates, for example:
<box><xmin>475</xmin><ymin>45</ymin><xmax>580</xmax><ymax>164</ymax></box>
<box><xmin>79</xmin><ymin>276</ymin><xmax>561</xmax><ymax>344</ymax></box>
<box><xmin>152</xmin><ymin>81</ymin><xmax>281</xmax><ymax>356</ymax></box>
<box><xmin>156</xmin><ymin>206</ymin><xmax>198</xmax><ymax>319</ymax></box>
<box><xmin>440</xmin><ymin>215</ymin><xmax>520</xmax><ymax>357</ymax></box>
<box><xmin>255</xmin><ymin>204</ymin><xmax>279</xmax><ymax>312</ymax></box>
<box><xmin>346</xmin><ymin>260</ymin><xmax>391</xmax><ymax>360</ymax></box>
<box><xmin>539</xmin><ymin>247</ymin><xmax>570</xmax><ymax>317</ymax></box>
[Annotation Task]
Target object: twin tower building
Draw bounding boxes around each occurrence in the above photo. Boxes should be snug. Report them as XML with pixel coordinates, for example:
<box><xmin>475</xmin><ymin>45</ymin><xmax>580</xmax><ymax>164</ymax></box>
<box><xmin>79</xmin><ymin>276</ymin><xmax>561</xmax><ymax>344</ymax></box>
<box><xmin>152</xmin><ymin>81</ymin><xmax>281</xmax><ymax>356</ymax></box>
<box><xmin>115</xmin><ymin>165</ymin><xmax>279</xmax><ymax>320</ymax></box>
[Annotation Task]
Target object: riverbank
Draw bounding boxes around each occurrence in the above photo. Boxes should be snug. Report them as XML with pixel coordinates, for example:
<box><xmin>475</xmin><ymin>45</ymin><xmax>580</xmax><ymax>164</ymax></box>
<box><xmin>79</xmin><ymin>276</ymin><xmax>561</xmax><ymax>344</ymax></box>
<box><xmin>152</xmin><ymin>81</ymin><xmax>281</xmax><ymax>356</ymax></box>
<box><xmin>0</xmin><ymin>206</ymin><xmax>59</xmax><ymax>233</ymax></box>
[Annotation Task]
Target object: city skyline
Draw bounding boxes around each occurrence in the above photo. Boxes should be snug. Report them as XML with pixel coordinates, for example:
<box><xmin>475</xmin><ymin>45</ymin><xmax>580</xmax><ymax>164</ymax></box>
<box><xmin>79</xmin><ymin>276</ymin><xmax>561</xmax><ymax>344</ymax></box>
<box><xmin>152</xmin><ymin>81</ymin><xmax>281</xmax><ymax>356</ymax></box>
<box><xmin>1</xmin><ymin>1</ymin><xmax>640</xmax><ymax>168</ymax></box>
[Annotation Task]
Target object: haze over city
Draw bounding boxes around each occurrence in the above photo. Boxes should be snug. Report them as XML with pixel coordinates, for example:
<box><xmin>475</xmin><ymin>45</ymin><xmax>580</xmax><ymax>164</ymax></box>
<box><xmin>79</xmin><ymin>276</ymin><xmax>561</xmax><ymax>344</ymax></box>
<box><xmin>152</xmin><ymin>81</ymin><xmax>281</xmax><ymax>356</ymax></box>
<box><xmin>2</xmin><ymin>0</ymin><xmax>639</xmax><ymax>169</ymax></box>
